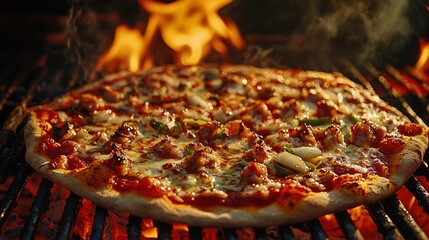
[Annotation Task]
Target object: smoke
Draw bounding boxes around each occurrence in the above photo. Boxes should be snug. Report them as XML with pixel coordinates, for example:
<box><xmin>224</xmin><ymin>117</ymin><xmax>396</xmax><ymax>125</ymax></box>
<box><xmin>66</xmin><ymin>0</ymin><xmax>103</xmax><ymax>81</ymax></box>
<box><xmin>65</xmin><ymin>0</ymin><xmax>139</xmax><ymax>81</ymax></box>
<box><xmin>304</xmin><ymin>0</ymin><xmax>414</xmax><ymax>66</ymax></box>
<box><xmin>236</xmin><ymin>0</ymin><xmax>426</xmax><ymax>70</ymax></box>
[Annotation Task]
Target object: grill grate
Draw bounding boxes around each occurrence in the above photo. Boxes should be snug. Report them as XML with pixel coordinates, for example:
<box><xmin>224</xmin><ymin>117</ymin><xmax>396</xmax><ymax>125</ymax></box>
<box><xmin>0</xmin><ymin>49</ymin><xmax>429</xmax><ymax>239</ymax></box>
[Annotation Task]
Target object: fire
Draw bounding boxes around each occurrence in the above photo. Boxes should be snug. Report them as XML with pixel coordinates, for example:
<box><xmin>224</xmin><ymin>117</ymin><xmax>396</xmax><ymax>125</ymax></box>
<box><xmin>97</xmin><ymin>0</ymin><xmax>244</xmax><ymax>72</ymax></box>
<box><xmin>413</xmin><ymin>38</ymin><xmax>429</xmax><ymax>81</ymax></box>
<box><xmin>415</xmin><ymin>38</ymin><xmax>429</xmax><ymax>75</ymax></box>
<box><xmin>96</xmin><ymin>25</ymin><xmax>152</xmax><ymax>72</ymax></box>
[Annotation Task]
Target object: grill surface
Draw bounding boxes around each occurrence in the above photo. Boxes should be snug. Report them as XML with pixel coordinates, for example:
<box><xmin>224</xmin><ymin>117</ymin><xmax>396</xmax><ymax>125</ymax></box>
<box><xmin>1</xmin><ymin>0</ymin><xmax>429</xmax><ymax>236</ymax></box>
<box><xmin>0</xmin><ymin>46</ymin><xmax>428</xmax><ymax>239</ymax></box>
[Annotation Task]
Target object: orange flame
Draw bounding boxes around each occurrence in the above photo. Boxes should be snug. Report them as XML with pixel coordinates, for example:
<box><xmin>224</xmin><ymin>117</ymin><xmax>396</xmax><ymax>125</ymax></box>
<box><xmin>96</xmin><ymin>25</ymin><xmax>153</xmax><ymax>72</ymax></box>
<box><xmin>415</xmin><ymin>38</ymin><xmax>429</xmax><ymax>74</ymax></box>
<box><xmin>97</xmin><ymin>0</ymin><xmax>244</xmax><ymax>72</ymax></box>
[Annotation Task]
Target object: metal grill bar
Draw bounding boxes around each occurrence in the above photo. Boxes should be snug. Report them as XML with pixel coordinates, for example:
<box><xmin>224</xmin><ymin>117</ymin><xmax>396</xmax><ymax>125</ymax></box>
<box><xmin>21</xmin><ymin>178</ymin><xmax>53</xmax><ymax>240</ymax></box>
<box><xmin>380</xmin><ymin>195</ymin><xmax>428</xmax><ymax>239</ymax></box>
<box><xmin>254</xmin><ymin>227</ymin><xmax>266</xmax><ymax>239</ymax></box>
<box><xmin>89</xmin><ymin>206</ymin><xmax>108</xmax><ymax>240</ymax></box>
<box><xmin>365</xmin><ymin>65</ymin><xmax>426</xmax><ymax>125</ymax></box>
<box><xmin>405</xmin><ymin>176</ymin><xmax>429</xmax><ymax>215</ymax></box>
<box><xmin>0</xmin><ymin>162</ymin><xmax>33</xmax><ymax>229</ymax></box>
<box><xmin>365</xmin><ymin>202</ymin><xmax>403</xmax><ymax>240</ymax></box>
<box><xmin>404</xmin><ymin>67</ymin><xmax>429</xmax><ymax>93</ymax></box>
<box><xmin>128</xmin><ymin>215</ymin><xmax>142</xmax><ymax>239</ymax></box>
<box><xmin>189</xmin><ymin>226</ymin><xmax>203</xmax><ymax>239</ymax></box>
<box><xmin>0</xmin><ymin>126</ymin><xmax>27</xmax><ymax>184</ymax></box>
<box><xmin>415</xmin><ymin>163</ymin><xmax>429</xmax><ymax>182</ymax></box>
<box><xmin>385</xmin><ymin>65</ymin><xmax>428</xmax><ymax>103</ymax></box>
<box><xmin>308</xmin><ymin>219</ymin><xmax>328</xmax><ymax>240</ymax></box>
<box><xmin>334</xmin><ymin>211</ymin><xmax>364</xmax><ymax>240</ymax></box>
<box><xmin>278</xmin><ymin>225</ymin><xmax>295</xmax><ymax>240</ymax></box>
<box><xmin>55</xmin><ymin>192</ymin><xmax>82</xmax><ymax>240</ymax></box>
<box><xmin>0</xmin><ymin>53</ymin><xmax>47</xmax><ymax>182</ymax></box>
<box><xmin>223</xmin><ymin>228</ymin><xmax>239</xmax><ymax>240</ymax></box>
<box><xmin>155</xmin><ymin>220</ymin><xmax>173</xmax><ymax>239</ymax></box>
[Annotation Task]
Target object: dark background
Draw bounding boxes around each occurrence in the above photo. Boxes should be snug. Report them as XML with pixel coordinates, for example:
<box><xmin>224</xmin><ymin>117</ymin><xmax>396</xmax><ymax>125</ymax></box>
<box><xmin>0</xmin><ymin>0</ymin><xmax>428</xmax><ymax>73</ymax></box>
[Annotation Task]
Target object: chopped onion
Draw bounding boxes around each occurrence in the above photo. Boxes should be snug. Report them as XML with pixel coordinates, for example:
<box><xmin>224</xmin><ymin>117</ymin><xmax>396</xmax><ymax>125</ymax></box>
<box><xmin>186</xmin><ymin>93</ymin><xmax>212</xmax><ymax>110</ymax></box>
<box><xmin>213</xmin><ymin>108</ymin><xmax>233</xmax><ymax>123</ymax></box>
<box><xmin>289</xmin><ymin>147</ymin><xmax>322</xmax><ymax>162</ymax></box>
<box><xmin>92</xmin><ymin>109</ymin><xmax>114</xmax><ymax>123</ymax></box>
<box><xmin>272</xmin><ymin>151</ymin><xmax>309</xmax><ymax>174</ymax></box>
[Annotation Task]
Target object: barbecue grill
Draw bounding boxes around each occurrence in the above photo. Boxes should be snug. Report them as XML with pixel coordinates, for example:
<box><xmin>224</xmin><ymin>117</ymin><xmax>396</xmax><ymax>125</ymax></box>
<box><xmin>1</xmin><ymin>0</ymin><xmax>429</xmax><ymax>239</ymax></box>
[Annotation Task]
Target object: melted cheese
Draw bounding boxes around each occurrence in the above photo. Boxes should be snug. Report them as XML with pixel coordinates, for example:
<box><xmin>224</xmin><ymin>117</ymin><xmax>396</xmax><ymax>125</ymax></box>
<box><xmin>37</xmin><ymin>65</ymin><xmax>424</xmax><ymax>205</ymax></box>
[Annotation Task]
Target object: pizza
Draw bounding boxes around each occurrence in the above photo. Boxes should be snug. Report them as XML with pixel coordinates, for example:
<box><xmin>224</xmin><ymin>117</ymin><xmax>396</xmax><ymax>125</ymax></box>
<box><xmin>24</xmin><ymin>65</ymin><xmax>428</xmax><ymax>227</ymax></box>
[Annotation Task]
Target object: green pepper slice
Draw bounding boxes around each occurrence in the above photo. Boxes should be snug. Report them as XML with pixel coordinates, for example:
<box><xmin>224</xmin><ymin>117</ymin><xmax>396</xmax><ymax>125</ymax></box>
<box><xmin>299</xmin><ymin>118</ymin><xmax>332</xmax><ymax>126</ymax></box>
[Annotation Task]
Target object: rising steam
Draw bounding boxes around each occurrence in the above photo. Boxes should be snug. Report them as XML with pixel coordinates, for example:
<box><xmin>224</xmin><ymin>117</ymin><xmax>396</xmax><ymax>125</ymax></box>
<box><xmin>303</xmin><ymin>0</ymin><xmax>416</xmax><ymax>67</ymax></box>
<box><xmin>236</xmin><ymin>0</ymin><xmax>426</xmax><ymax>70</ymax></box>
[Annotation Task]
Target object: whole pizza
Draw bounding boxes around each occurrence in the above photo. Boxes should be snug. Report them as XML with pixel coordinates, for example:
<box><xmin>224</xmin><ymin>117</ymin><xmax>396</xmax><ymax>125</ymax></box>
<box><xmin>25</xmin><ymin>65</ymin><xmax>428</xmax><ymax>227</ymax></box>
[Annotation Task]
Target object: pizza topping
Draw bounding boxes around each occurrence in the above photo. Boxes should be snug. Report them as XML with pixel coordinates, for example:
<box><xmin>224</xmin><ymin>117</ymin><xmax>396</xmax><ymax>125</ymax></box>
<box><xmin>151</xmin><ymin>136</ymin><xmax>180</xmax><ymax>159</ymax></box>
<box><xmin>38</xmin><ymin>137</ymin><xmax>61</xmax><ymax>159</ymax></box>
<box><xmin>52</xmin><ymin>122</ymin><xmax>75</xmax><ymax>141</ymax></box>
<box><xmin>101</xmin><ymin>85</ymin><xmax>124</xmax><ymax>102</ymax></box>
<box><xmin>213</xmin><ymin>106</ymin><xmax>233</xmax><ymax>123</ymax></box>
<box><xmin>197</xmin><ymin>122</ymin><xmax>221</xmax><ymax>144</ymax></box>
<box><xmin>244</xmin><ymin>102</ymin><xmax>272</xmax><ymax>122</ymax></box>
<box><xmin>186</xmin><ymin>92</ymin><xmax>213</xmax><ymax>110</ymax></box>
<box><xmin>183</xmin><ymin>118</ymin><xmax>208</xmax><ymax>128</ymax></box>
<box><xmin>378</xmin><ymin>136</ymin><xmax>406</xmax><ymax>156</ymax></box>
<box><xmin>182</xmin><ymin>150</ymin><xmax>213</xmax><ymax>173</ymax></box>
<box><xmin>59</xmin><ymin>140</ymin><xmax>79</xmax><ymax>155</ymax></box>
<box><xmin>49</xmin><ymin>155</ymin><xmax>86</xmax><ymax>170</ymax></box>
<box><xmin>286</xmin><ymin>146</ymin><xmax>322</xmax><ymax>163</ymax></box>
<box><xmin>319</xmin><ymin>125</ymin><xmax>345</xmax><ymax>150</ymax></box>
<box><xmin>398</xmin><ymin>123</ymin><xmax>424</xmax><ymax>136</ymax></box>
<box><xmin>92</xmin><ymin>109</ymin><xmax>115</xmax><ymax>123</ymax></box>
<box><xmin>224</xmin><ymin>120</ymin><xmax>246</xmax><ymax>137</ymax></box>
<box><xmin>135</xmin><ymin>177</ymin><xmax>168</xmax><ymax>198</ymax></box>
<box><xmin>149</xmin><ymin>119</ymin><xmax>168</xmax><ymax>133</ymax></box>
<box><xmin>299</xmin><ymin>117</ymin><xmax>332</xmax><ymax>127</ymax></box>
<box><xmin>346</xmin><ymin>114</ymin><xmax>361</xmax><ymax>124</ymax></box>
<box><xmin>316</xmin><ymin>100</ymin><xmax>340</xmax><ymax>117</ymax></box>
<box><xmin>49</xmin><ymin>155</ymin><xmax>67</xmax><ymax>169</ymax></box>
<box><xmin>350</xmin><ymin>120</ymin><xmax>386</xmax><ymax>147</ymax></box>
<box><xmin>240</xmin><ymin>162</ymin><xmax>268</xmax><ymax>185</ymax></box>
<box><xmin>111</xmin><ymin>123</ymin><xmax>139</xmax><ymax>143</ymax></box>
<box><xmin>109</xmin><ymin>148</ymin><xmax>131</xmax><ymax>177</ymax></box>
<box><xmin>288</xmin><ymin>125</ymin><xmax>317</xmax><ymax>146</ymax></box>
<box><xmin>79</xmin><ymin>93</ymin><xmax>104</xmax><ymax>112</ymax></box>
<box><xmin>29</xmin><ymin>65</ymin><xmax>428</xmax><ymax>210</ymax></box>
<box><xmin>242</xmin><ymin>146</ymin><xmax>269</xmax><ymax>163</ymax></box>
<box><xmin>272</xmin><ymin>151</ymin><xmax>309</xmax><ymax>174</ymax></box>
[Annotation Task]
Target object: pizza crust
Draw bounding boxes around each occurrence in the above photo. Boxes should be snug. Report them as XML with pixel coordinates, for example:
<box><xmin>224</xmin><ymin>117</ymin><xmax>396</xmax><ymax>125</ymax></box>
<box><xmin>388</xmin><ymin>134</ymin><xmax>428</xmax><ymax>187</ymax></box>
<box><xmin>24</xmin><ymin>65</ymin><xmax>428</xmax><ymax>227</ymax></box>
